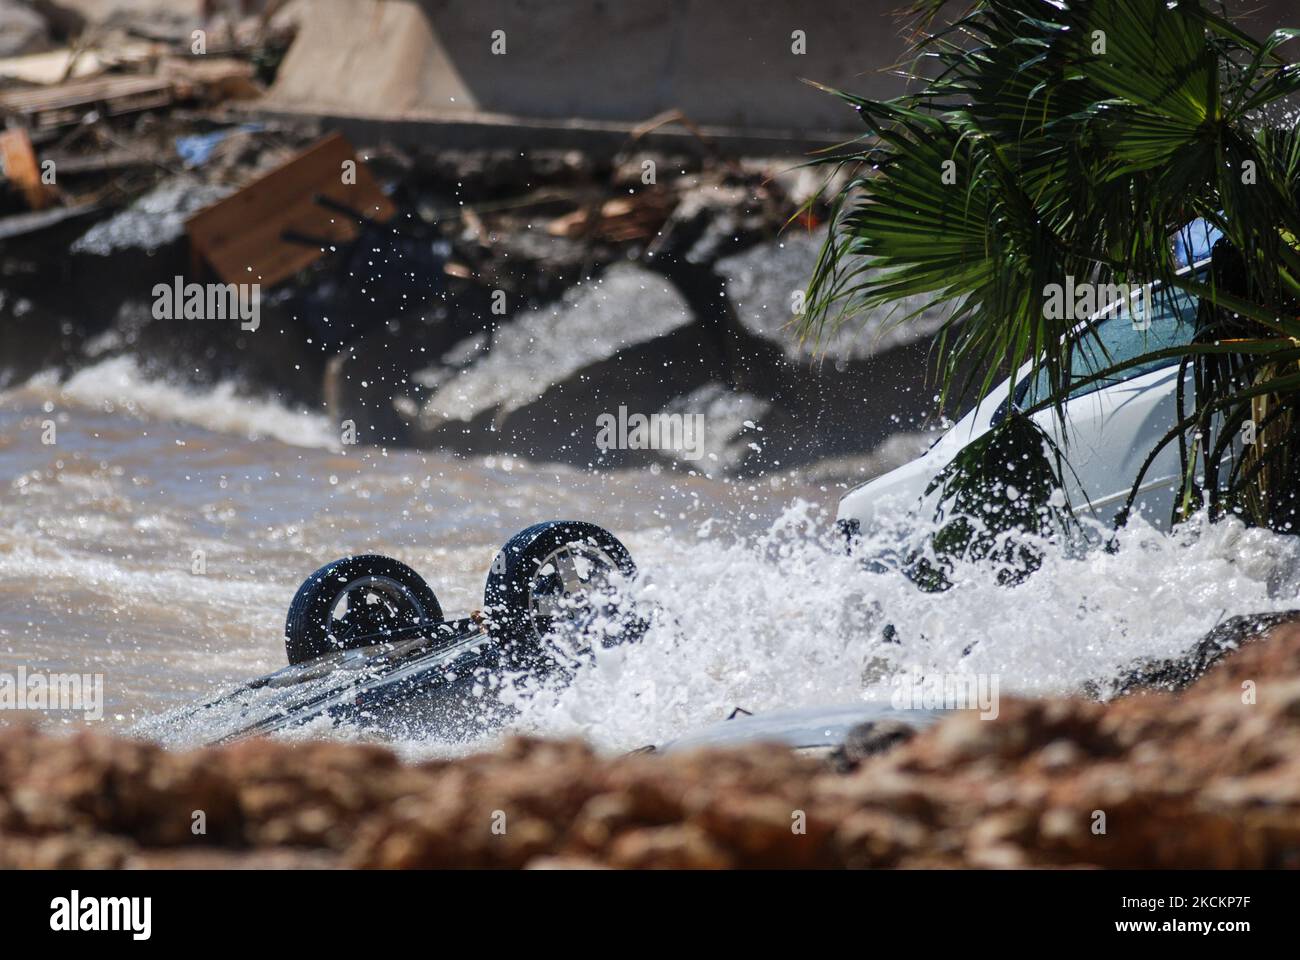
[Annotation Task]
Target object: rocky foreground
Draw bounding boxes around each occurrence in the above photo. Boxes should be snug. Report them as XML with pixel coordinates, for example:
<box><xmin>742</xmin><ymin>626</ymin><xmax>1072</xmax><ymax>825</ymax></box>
<box><xmin>3</xmin><ymin>615</ymin><xmax>1300</xmax><ymax>869</ymax></box>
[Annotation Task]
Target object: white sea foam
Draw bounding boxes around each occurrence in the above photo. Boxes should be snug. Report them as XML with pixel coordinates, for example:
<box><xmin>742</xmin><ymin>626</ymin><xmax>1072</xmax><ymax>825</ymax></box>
<box><xmin>14</xmin><ymin>357</ymin><xmax>336</xmax><ymax>450</ymax></box>
<box><xmin>493</xmin><ymin>503</ymin><xmax>1300</xmax><ymax>752</ymax></box>
<box><xmin>124</xmin><ymin>497</ymin><xmax>1300</xmax><ymax>753</ymax></box>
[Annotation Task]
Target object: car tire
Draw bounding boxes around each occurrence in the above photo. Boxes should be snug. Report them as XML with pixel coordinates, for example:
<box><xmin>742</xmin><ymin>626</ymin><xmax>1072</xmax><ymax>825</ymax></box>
<box><xmin>483</xmin><ymin>521</ymin><xmax>640</xmax><ymax>666</ymax></box>
<box><xmin>284</xmin><ymin>554</ymin><xmax>442</xmax><ymax>665</ymax></box>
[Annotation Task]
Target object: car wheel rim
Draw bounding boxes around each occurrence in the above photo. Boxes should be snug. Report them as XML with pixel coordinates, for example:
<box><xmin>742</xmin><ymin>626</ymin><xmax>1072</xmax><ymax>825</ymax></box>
<box><xmin>327</xmin><ymin>575</ymin><xmax>424</xmax><ymax>644</ymax></box>
<box><xmin>525</xmin><ymin>542</ymin><xmax>620</xmax><ymax>649</ymax></box>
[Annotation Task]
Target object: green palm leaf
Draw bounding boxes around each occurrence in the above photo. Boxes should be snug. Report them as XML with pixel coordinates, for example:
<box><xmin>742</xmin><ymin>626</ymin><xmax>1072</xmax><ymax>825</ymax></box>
<box><xmin>800</xmin><ymin>0</ymin><xmax>1300</xmax><ymax>532</ymax></box>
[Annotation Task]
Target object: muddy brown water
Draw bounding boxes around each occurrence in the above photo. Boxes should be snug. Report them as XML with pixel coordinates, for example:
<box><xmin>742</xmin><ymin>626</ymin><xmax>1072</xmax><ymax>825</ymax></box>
<box><xmin>0</xmin><ymin>363</ymin><xmax>833</xmax><ymax>729</ymax></box>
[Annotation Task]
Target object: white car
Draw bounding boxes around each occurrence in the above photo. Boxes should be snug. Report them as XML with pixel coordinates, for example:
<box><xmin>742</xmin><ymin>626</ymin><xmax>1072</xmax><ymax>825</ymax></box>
<box><xmin>837</xmin><ymin>264</ymin><xmax>1209</xmax><ymax>537</ymax></box>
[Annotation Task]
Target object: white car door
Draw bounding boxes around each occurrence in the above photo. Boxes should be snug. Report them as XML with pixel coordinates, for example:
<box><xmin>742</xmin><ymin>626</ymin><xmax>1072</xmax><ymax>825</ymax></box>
<box><xmin>1022</xmin><ymin>284</ymin><xmax>1200</xmax><ymax>526</ymax></box>
<box><xmin>836</xmin><ymin>274</ymin><xmax>1206</xmax><ymax>535</ymax></box>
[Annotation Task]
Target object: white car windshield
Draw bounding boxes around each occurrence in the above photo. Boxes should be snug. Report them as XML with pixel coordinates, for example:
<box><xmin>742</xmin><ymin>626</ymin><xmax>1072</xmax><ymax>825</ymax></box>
<box><xmin>1020</xmin><ymin>283</ymin><xmax>1200</xmax><ymax>407</ymax></box>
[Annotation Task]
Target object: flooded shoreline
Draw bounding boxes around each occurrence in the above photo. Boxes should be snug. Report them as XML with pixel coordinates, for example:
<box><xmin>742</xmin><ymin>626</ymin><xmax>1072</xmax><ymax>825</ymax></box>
<box><xmin>4</xmin><ymin>362</ymin><xmax>1299</xmax><ymax>757</ymax></box>
<box><xmin>0</xmin><ymin>363</ymin><xmax>832</xmax><ymax>731</ymax></box>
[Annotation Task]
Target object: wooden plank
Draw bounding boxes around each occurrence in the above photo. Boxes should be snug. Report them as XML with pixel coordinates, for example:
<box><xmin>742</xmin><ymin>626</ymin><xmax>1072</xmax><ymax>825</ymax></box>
<box><xmin>0</xmin><ymin>75</ymin><xmax>173</xmax><ymax>129</ymax></box>
<box><xmin>41</xmin><ymin>148</ymin><xmax>151</xmax><ymax>176</ymax></box>
<box><xmin>0</xmin><ymin>128</ymin><xmax>54</xmax><ymax>210</ymax></box>
<box><xmin>185</xmin><ymin>133</ymin><xmax>396</xmax><ymax>287</ymax></box>
<box><xmin>0</xmin><ymin>75</ymin><xmax>171</xmax><ymax>111</ymax></box>
<box><xmin>0</xmin><ymin>202</ymin><xmax>99</xmax><ymax>241</ymax></box>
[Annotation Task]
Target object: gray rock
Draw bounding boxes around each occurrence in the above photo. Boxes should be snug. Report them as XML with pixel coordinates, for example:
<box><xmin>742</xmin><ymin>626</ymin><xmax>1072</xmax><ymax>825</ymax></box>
<box><xmin>829</xmin><ymin>719</ymin><xmax>919</xmax><ymax>772</ymax></box>
<box><xmin>659</xmin><ymin>180</ymin><xmax>768</xmax><ymax>265</ymax></box>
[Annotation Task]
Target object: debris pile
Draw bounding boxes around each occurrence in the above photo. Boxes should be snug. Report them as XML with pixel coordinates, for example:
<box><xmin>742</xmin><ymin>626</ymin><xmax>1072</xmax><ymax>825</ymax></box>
<box><xmin>0</xmin><ymin>0</ymin><xmax>945</xmax><ymax>482</ymax></box>
<box><xmin>0</xmin><ymin>4</ymin><xmax>294</xmax><ymax>228</ymax></box>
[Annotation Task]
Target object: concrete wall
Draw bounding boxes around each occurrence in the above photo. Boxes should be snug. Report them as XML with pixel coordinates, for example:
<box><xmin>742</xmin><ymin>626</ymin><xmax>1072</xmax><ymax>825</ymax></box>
<box><xmin>265</xmin><ymin>0</ymin><xmax>918</xmax><ymax>142</ymax></box>
<box><xmin>263</xmin><ymin>0</ymin><xmax>1299</xmax><ymax>148</ymax></box>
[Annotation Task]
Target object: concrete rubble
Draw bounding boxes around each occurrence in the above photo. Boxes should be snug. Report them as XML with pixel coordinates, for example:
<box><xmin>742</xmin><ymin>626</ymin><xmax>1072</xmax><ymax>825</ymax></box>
<box><xmin>0</xmin><ymin>0</ymin><xmax>953</xmax><ymax>485</ymax></box>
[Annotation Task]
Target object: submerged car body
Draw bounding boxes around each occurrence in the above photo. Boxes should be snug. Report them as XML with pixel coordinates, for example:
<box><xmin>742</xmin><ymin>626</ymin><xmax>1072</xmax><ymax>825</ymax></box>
<box><xmin>181</xmin><ymin>520</ymin><xmax>641</xmax><ymax>744</ymax></box>
<box><xmin>185</xmin><ymin>619</ymin><xmax>503</xmax><ymax>744</ymax></box>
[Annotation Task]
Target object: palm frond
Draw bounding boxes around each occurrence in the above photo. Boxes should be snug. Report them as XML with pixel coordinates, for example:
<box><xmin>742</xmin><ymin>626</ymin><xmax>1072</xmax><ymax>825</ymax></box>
<box><xmin>800</xmin><ymin>0</ymin><xmax>1300</xmax><ymax>532</ymax></box>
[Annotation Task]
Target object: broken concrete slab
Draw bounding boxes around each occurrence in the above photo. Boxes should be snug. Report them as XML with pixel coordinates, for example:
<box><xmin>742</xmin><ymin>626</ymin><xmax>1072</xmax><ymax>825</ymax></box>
<box><xmin>320</xmin><ymin>297</ymin><xmax>490</xmax><ymax>449</ymax></box>
<box><xmin>652</xmin><ymin>177</ymin><xmax>776</xmax><ymax>266</ymax></box>
<box><xmin>651</xmin><ymin>381</ymin><xmax>773</xmax><ymax>474</ymax></box>
<box><xmin>489</xmin><ymin>321</ymin><xmax>727</xmax><ymax>467</ymax></box>
<box><xmin>718</xmin><ymin>226</ymin><xmax>953</xmax><ymax>362</ymax></box>
<box><xmin>72</xmin><ymin>173</ymin><xmax>231</xmax><ymax>255</ymax></box>
<box><xmin>417</xmin><ymin>263</ymin><xmax>697</xmax><ymax>432</ymax></box>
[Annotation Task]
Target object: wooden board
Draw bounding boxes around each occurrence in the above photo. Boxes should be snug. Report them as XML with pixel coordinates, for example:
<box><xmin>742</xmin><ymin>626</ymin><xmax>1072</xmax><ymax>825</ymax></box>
<box><xmin>185</xmin><ymin>132</ymin><xmax>396</xmax><ymax>288</ymax></box>
<box><xmin>0</xmin><ymin>128</ymin><xmax>54</xmax><ymax>210</ymax></box>
<box><xmin>0</xmin><ymin>75</ymin><xmax>173</xmax><ymax>130</ymax></box>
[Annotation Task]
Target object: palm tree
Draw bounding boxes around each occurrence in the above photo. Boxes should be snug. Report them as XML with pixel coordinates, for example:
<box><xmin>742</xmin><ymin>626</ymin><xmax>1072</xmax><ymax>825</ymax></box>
<box><xmin>800</xmin><ymin>0</ymin><xmax>1300</xmax><ymax>539</ymax></box>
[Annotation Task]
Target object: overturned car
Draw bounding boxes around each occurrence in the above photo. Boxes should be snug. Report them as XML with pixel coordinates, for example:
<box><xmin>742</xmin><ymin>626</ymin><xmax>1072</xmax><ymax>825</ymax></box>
<box><xmin>186</xmin><ymin>520</ymin><xmax>642</xmax><ymax>743</ymax></box>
